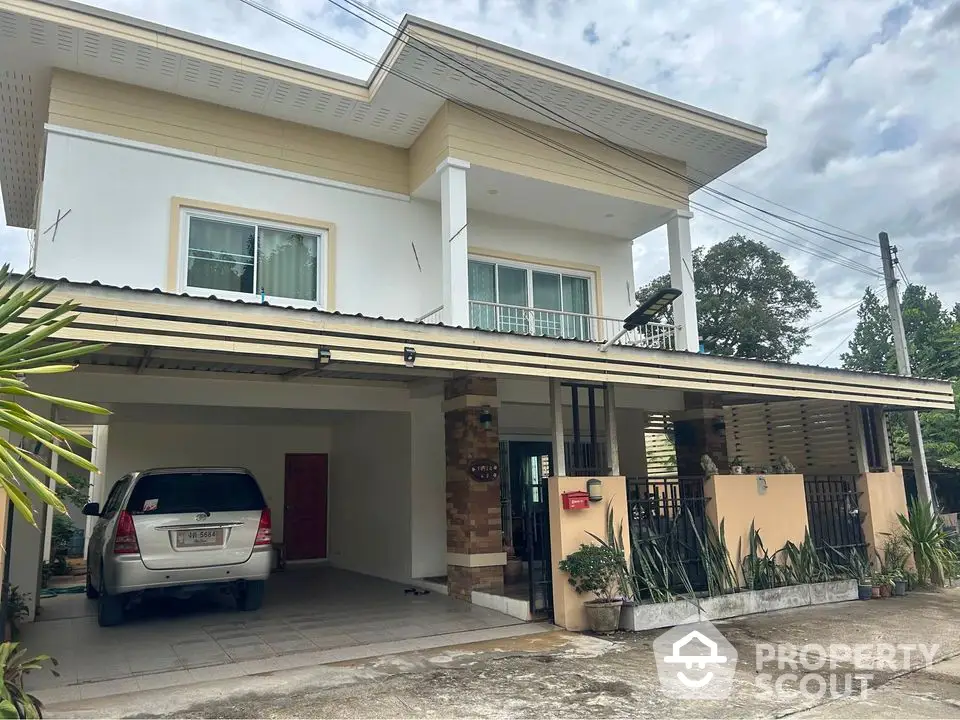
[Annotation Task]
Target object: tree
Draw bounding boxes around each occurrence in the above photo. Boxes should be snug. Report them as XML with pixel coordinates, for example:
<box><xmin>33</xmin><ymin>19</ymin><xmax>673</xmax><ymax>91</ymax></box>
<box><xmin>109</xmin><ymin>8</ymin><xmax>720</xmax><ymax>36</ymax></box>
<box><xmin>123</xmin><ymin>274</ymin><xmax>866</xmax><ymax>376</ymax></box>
<box><xmin>0</xmin><ymin>266</ymin><xmax>109</xmax><ymax>526</ymax></box>
<box><xmin>843</xmin><ymin>283</ymin><xmax>960</xmax><ymax>471</ymax></box>
<box><xmin>635</xmin><ymin>234</ymin><xmax>820</xmax><ymax>361</ymax></box>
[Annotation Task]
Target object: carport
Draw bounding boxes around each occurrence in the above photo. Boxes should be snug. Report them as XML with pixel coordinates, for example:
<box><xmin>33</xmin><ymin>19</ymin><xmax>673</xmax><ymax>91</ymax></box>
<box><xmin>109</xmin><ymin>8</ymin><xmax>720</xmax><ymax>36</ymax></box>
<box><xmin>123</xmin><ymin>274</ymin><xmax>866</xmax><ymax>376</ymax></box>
<box><xmin>23</xmin><ymin>565</ymin><xmax>529</xmax><ymax>700</ymax></box>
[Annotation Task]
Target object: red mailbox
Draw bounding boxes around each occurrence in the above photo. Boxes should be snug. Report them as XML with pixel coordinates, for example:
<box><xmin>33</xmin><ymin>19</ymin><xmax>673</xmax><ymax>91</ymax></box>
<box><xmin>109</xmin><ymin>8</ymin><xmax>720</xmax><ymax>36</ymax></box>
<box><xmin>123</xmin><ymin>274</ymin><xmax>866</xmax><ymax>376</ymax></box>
<box><xmin>562</xmin><ymin>490</ymin><xmax>590</xmax><ymax>510</ymax></box>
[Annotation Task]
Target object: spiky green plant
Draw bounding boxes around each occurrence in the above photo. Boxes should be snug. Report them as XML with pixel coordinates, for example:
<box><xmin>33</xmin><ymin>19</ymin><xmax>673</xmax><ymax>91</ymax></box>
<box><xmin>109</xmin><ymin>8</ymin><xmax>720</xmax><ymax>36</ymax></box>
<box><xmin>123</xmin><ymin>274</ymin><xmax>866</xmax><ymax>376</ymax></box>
<box><xmin>690</xmin><ymin>512</ymin><xmax>739</xmax><ymax>596</ymax></box>
<box><xmin>0</xmin><ymin>642</ymin><xmax>57</xmax><ymax>718</ymax></box>
<box><xmin>0</xmin><ymin>266</ymin><xmax>109</xmax><ymax>526</ymax></box>
<box><xmin>778</xmin><ymin>530</ymin><xmax>834</xmax><ymax>585</ymax></box>
<box><xmin>898</xmin><ymin>499</ymin><xmax>956</xmax><ymax>587</ymax></box>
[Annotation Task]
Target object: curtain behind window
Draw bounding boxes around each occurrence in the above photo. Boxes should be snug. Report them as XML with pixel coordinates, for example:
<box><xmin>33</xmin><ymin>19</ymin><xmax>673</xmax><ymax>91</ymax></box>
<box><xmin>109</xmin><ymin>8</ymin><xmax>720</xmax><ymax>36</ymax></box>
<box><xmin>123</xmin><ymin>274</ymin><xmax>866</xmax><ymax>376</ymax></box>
<box><xmin>258</xmin><ymin>229</ymin><xmax>319</xmax><ymax>302</ymax></box>
<box><xmin>468</xmin><ymin>260</ymin><xmax>496</xmax><ymax>330</ymax></box>
<box><xmin>187</xmin><ymin>217</ymin><xmax>255</xmax><ymax>293</ymax></box>
<box><xmin>562</xmin><ymin>275</ymin><xmax>591</xmax><ymax>340</ymax></box>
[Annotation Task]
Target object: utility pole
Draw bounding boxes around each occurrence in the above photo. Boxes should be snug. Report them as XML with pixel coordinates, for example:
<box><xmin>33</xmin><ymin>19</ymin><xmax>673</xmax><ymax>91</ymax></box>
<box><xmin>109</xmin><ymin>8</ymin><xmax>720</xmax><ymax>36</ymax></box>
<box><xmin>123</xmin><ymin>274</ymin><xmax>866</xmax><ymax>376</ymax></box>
<box><xmin>879</xmin><ymin>231</ymin><xmax>933</xmax><ymax>508</ymax></box>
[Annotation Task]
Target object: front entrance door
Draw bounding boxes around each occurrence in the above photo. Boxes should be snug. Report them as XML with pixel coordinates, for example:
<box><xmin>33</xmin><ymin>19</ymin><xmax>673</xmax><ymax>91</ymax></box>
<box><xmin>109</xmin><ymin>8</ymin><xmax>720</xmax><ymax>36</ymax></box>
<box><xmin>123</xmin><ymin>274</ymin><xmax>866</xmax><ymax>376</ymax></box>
<box><xmin>508</xmin><ymin>441</ymin><xmax>553</xmax><ymax>618</ymax></box>
<box><xmin>283</xmin><ymin>453</ymin><xmax>328</xmax><ymax>560</ymax></box>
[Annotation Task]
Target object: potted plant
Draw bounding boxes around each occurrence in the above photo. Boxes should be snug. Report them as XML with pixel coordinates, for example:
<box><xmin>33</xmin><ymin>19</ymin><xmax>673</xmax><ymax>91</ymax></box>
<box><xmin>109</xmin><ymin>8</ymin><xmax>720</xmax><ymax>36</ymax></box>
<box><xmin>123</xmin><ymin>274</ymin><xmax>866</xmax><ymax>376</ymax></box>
<box><xmin>870</xmin><ymin>572</ymin><xmax>883</xmax><ymax>599</ymax></box>
<box><xmin>730</xmin><ymin>457</ymin><xmax>744</xmax><ymax>475</ymax></box>
<box><xmin>881</xmin><ymin>534</ymin><xmax>910</xmax><ymax>597</ymax></box>
<box><xmin>558</xmin><ymin>543</ymin><xmax>626</xmax><ymax>633</ymax></box>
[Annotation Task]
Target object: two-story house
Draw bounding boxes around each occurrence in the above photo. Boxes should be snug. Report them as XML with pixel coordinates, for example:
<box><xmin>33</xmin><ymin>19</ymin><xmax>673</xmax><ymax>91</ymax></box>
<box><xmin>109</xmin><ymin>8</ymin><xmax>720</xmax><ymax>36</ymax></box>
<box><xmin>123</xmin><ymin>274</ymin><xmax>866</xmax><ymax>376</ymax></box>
<box><xmin>0</xmin><ymin>0</ymin><xmax>953</xmax><ymax>633</ymax></box>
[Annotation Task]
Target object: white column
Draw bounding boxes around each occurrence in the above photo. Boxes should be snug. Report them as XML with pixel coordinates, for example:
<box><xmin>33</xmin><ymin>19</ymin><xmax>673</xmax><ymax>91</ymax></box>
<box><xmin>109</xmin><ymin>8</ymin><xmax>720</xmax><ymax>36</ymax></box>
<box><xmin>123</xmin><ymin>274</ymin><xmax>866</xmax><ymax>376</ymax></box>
<box><xmin>438</xmin><ymin>158</ymin><xmax>470</xmax><ymax>328</ymax></box>
<box><xmin>603</xmin><ymin>383</ymin><xmax>620</xmax><ymax>476</ymax></box>
<box><xmin>84</xmin><ymin>424</ymin><xmax>108</xmax><ymax>560</ymax></box>
<box><xmin>42</xmin><ymin>448</ymin><xmax>59</xmax><ymax>563</ymax></box>
<box><xmin>667</xmin><ymin>209</ymin><xmax>699</xmax><ymax>352</ymax></box>
<box><xmin>549</xmin><ymin>378</ymin><xmax>566</xmax><ymax>477</ymax></box>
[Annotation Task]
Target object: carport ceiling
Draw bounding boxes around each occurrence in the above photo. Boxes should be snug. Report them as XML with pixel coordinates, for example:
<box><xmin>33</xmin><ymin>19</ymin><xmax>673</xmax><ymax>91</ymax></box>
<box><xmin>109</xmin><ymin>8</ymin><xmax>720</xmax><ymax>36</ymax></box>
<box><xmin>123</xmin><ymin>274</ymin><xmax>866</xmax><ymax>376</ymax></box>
<box><xmin>107</xmin><ymin>403</ymin><xmax>380</xmax><ymax>425</ymax></box>
<box><xmin>81</xmin><ymin>347</ymin><xmax>453</xmax><ymax>384</ymax></box>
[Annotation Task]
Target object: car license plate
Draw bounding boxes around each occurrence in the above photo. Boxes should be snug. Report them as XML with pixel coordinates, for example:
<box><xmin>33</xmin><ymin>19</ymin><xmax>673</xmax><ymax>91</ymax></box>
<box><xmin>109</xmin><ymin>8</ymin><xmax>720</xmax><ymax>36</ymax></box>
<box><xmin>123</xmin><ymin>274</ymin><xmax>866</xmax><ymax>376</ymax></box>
<box><xmin>176</xmin><ymin>528</ymin><xmax>223</xmax><ymax>548</ymax></box>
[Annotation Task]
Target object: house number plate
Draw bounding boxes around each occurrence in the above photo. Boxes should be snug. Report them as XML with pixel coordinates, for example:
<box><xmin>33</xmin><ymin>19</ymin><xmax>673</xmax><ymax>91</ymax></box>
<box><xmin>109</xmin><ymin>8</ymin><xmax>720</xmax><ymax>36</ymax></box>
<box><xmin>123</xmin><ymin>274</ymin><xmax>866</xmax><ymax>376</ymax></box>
<box><xmin>469</xmin><ymin>460</ymin><xmax>500</xmax><ymax>483</ymax></box>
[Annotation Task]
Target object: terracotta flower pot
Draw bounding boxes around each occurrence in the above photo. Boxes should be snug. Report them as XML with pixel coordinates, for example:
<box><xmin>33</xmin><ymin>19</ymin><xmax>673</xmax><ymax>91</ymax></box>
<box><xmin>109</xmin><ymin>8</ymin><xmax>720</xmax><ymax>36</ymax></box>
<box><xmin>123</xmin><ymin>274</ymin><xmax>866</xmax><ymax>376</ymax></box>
<box><xmin>871</xmin><ymin>585</ymin><xmax>881</xmax><ymax>599</ymax></box>
<box><xmin>879</xmin><ymin>584</ymin><xmax>892</xmax><ymax>599</ymax></box>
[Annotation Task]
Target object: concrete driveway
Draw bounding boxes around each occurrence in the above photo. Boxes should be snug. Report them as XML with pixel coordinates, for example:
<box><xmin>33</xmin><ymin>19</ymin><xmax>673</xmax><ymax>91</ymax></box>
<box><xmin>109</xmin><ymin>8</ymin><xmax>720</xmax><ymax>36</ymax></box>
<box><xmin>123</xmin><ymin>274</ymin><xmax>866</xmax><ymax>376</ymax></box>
<box><xmin>22</xmin><ymin>566</ymin><xmax>537</xmax><ymax>704</ymax></box>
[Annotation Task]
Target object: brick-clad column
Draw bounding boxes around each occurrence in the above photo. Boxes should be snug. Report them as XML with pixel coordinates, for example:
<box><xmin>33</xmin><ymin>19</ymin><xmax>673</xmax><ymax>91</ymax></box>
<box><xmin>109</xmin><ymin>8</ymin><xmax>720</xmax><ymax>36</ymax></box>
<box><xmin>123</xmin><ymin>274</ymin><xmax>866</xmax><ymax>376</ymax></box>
<box><xmin>444</xmin><ymin>376</ymin><xmax>505</xmax><ymax>600</ymax></box>
<box><xmin>673</xmin><ymin>392</ymin><xmax>728</xmax><ymax>477</ymax></box>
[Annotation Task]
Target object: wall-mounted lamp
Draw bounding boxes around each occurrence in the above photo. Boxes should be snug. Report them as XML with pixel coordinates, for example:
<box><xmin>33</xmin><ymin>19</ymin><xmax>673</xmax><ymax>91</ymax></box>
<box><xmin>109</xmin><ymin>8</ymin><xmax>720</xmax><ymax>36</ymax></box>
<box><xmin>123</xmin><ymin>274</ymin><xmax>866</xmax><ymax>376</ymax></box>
<box><xmin>318</xmin><ymin>346</ymin><xmax>332</xmax><ymax>364</ymax></box>
<box><xmin>586</xmin><ymin>478</ymin><xmax>603</xmax><ymax>502</ymax></box>
<box><xmin>403</xmin><ymin>346</ymin><xmax>417</xmax><ymax>364</ymax></box>
<box><xmin>479</xmin><ymin>405</ymin><xmax>493</xmax><ymax>430</ymax></box>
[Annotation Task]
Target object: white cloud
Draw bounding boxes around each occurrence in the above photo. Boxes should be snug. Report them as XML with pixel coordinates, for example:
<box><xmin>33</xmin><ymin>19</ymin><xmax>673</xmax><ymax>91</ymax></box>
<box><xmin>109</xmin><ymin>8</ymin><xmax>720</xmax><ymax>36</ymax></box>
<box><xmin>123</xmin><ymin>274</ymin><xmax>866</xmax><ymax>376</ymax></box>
<box><xmin>2</xmin><ymin>0</ymin><xmax>957</xmax><ymax>366</ymax></box>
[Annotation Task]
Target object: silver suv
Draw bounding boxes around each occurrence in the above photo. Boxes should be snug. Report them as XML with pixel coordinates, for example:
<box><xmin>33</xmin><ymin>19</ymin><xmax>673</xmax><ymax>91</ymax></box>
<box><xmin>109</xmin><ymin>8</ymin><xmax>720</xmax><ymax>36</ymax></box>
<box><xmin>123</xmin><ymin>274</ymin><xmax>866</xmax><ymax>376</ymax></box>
<box><xmin>83</xmin><ymin>467</ymin><xmax>273</xmax><ymax>627</ymax></box>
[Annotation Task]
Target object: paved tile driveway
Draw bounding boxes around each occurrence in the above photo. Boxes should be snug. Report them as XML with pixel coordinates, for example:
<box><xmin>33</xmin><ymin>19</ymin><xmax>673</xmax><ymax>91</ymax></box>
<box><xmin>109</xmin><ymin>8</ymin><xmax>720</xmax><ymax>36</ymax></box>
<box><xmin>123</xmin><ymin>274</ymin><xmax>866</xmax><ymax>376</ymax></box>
<box><xmin>22</xmin><ymin>567</ymin><xmax>523</xmax><ymax>691</ymax></box>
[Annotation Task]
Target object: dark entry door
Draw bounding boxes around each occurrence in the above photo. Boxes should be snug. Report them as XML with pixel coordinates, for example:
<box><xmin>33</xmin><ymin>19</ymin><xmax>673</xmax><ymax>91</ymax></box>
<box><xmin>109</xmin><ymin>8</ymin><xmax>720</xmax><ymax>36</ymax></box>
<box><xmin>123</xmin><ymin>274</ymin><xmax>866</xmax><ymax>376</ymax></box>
<box><xmin>283</xmin><ymin>454</ymin><xmax>328</xmax><ymax>560</ymax></box>
<box><xmin>509</xmin><ymin>441</ymin><xmax>553</xmax><ymax>618</ymax></box>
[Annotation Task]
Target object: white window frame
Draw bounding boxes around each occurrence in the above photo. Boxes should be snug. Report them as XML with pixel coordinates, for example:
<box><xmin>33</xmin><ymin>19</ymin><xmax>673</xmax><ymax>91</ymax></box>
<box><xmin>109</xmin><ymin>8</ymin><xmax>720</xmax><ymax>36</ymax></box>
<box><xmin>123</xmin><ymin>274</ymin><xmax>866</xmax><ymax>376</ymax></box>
<box><xmin>178</xmin><ymin>208</ymin><xmax>327</xmax><ymax>309</ymax></box>
<box><xmin>467</xmin><ymin>256</ymin><xmax>595</xmax><ymax>316</ymax></box>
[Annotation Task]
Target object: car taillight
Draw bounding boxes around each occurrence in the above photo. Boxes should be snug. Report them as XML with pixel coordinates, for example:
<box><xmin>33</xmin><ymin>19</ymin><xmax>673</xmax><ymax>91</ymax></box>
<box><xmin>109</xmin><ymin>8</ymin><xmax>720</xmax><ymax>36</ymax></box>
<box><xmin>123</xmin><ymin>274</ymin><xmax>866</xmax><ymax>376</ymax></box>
<box><xmin>255</xmin><ymin>508</ymin><xmax>272</xmax><ymax>546</ymax></box>
<box><xmin>113</xmin><ymin>510</ymin><xmax>140</xmax><ymax>554</ymax></box>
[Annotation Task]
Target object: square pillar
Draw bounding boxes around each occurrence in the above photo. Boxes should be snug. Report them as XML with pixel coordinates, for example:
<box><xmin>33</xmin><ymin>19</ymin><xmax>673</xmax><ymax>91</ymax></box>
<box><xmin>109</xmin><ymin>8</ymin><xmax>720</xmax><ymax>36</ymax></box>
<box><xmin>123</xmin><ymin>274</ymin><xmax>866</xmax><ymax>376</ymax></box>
<box><xmin>439</xmin><ymin>158</ymin><xmax>470</xmax><ymax>328</ymax></box>
<box><xmin>667</xmin><ymin>209</ymin><xmax>699</xmax><ymax>352</ymax></box>
<box><xmin>444</xmin><ymin>376</ymin><xmax>504</xmax><ymax>600</ymax></box>
<box><xmin>672</xmin><ymin>392</ymin><xmax>727</xmax><ymax>476</ymax></box>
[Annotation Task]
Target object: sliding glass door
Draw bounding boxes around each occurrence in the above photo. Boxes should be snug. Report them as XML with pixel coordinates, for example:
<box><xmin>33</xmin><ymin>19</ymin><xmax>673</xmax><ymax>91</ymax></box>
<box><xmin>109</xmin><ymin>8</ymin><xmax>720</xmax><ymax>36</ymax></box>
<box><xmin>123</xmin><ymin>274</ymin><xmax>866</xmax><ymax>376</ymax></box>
<box><xmin>467</xmin><ymin>259</ymin><xmax>592</xmax><ymax>339</ymax></box>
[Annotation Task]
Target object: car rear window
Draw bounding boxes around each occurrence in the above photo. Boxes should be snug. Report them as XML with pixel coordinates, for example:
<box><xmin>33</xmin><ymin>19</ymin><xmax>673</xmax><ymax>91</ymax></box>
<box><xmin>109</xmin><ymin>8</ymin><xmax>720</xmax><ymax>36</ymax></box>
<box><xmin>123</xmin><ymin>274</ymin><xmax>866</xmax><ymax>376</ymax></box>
<box><xmin>126</xmin><ymin>472</ymin><xmax>266</xmax><ymax>514</ymax></box>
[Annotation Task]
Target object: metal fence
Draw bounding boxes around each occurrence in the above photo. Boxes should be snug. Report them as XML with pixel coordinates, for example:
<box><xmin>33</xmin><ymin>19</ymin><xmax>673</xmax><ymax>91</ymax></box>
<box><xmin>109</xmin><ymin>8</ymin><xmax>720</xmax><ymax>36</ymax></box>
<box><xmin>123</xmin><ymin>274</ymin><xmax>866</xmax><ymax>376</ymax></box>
<box><xmin>626</xmin><ymin>477</ymin><xmax>709</xmax><ymax>592</ymax></box>
<box><xmin>803</xmin><ymin>475</ymin><xmax>867</xmax><ymax>556</ymax></box>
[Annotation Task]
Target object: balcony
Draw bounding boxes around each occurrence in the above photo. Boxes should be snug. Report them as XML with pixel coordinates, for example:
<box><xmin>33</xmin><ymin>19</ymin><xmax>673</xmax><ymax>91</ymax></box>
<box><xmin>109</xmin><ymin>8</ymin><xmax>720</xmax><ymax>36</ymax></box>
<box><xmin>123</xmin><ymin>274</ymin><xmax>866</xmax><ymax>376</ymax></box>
<box><xmin>418</xmin><ymin>301</ymin><xmax>678</xmax><ymax>350</ymax></box>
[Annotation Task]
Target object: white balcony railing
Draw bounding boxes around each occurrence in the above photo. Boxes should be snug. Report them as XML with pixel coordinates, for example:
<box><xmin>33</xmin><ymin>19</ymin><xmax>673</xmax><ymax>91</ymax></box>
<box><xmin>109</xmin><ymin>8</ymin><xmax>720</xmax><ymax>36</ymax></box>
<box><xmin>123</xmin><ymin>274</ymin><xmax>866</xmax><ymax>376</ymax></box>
<box><xmin>463</xmin><ymin>300</ymin><xmax>678</xmax><ymax>350</ymax></box>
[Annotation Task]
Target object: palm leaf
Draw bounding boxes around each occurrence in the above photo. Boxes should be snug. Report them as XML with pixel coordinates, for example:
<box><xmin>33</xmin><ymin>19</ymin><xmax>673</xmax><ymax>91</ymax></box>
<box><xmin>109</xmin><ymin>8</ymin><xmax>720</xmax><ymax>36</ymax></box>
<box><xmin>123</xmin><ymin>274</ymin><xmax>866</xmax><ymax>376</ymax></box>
<box><xmin>0</xmin><ymin>266</ymin><xmax>110</xmax><ymax>525</ymax></box>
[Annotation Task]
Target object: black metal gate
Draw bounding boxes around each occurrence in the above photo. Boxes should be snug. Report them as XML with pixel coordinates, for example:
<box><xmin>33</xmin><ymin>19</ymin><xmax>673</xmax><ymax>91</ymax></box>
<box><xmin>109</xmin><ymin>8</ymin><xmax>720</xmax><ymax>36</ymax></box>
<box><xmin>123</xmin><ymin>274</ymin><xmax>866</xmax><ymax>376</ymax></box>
<box><xmin>626</xmin><ymin>477</ymin><xmax>709</xmax><ymax>592</ymax></box>
<box><xmin>523</xmin><ymin>465</ymin><xmax>552</xmax><ymax>617</ymax></box>
<box><xmin>803</xmin><ymin>475</ymin><xmax>867</xmax><ymax>556</ymax></box>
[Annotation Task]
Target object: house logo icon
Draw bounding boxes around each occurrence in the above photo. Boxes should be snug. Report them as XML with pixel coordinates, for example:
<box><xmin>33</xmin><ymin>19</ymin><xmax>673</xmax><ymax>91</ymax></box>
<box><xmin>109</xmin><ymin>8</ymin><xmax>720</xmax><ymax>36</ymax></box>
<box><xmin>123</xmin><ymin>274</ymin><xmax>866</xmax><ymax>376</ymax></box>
<box><xmin>653</xmin><ymin>620</ymin><xmax>738</xmax><ymax>699</ymax></box>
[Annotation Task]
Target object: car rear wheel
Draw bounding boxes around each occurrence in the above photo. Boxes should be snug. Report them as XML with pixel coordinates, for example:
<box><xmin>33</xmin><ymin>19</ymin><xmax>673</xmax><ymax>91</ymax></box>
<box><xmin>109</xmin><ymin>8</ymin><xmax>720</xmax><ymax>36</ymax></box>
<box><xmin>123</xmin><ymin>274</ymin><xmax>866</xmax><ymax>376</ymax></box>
<box><xmin>97</xmin><ymin>568</ymin><xmax>124</xmax><ymax>627</ymax></box>
<box><xmin>85</xmin><ymin>570</ymin><xmax>99</xmax><ymax>599</ymax></box>
<box><xmin>239</xmin><ymin>580</ymin><xmax>265</xmax><ymax>611</ymax></box>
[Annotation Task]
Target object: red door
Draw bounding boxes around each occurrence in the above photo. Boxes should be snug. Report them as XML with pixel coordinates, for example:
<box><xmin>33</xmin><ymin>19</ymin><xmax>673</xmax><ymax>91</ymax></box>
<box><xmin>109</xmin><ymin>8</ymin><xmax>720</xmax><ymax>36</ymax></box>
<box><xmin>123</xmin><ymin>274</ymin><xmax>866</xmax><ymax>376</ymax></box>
<box><xmin>283</xmin><ymin>454</ymin><xmax>328</xmax><ymax>560</ymax></box>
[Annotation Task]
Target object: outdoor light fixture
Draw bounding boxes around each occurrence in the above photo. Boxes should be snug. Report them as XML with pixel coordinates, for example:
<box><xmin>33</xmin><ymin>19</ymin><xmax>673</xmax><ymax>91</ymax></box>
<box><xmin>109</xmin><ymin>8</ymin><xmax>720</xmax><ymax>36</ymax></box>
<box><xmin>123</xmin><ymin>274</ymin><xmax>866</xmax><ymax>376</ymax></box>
<box><xmin>599</xmin><ymin>287</ymin><xmax>683</xmax><ymax>352</ymax></box>
<box><xmin>479</xmin><ymin>405</ymin><xmax>493</xmax><ymax>430</ymax></box>
<box><xmin>403</xmin><ymin>346</ymin><xmax>417</xmax><ymax>364</ymax></box>
<box><xmin>318</xmin><ymin>346</ymin><xmax>332</xmax><ymax>364</ymax></box>
<box><xmin>586</xmin><ymin>478</ymin><xmax>603</xmax><ymax>501</ymax></box>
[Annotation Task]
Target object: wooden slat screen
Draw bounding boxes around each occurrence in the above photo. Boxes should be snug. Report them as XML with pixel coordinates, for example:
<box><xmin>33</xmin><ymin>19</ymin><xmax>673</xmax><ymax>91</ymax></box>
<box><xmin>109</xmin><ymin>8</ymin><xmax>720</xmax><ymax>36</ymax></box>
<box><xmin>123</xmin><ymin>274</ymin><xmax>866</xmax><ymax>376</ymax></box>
<box><xmin>724</xmin><ymin>400</ymin><xmax>859</xmax><ymax>474</ymax></box>
<box><xmin>645</xmin><ymin>413</ymin><xmax>678</xmax><ymax>478</ymax></box>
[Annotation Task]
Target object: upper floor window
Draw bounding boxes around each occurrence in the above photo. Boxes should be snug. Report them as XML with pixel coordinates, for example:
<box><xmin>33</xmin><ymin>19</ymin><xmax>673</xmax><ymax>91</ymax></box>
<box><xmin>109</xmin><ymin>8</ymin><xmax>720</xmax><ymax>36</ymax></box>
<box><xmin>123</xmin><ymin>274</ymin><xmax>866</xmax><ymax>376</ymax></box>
<box><xmin>467</xmin><ymin>258</ymin><xmax>593</xmax><ymax>339</ymax></box>
<box><xmin>181</xmin><ymin>210</ymin><xmax>325</xmax><ymax>307</ymax></box>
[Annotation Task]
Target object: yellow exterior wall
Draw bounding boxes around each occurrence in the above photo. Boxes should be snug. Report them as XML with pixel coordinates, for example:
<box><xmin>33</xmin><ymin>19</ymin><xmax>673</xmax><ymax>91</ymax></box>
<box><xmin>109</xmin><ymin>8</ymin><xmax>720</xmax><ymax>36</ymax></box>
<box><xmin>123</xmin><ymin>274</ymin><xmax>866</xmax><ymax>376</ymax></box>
<box><xmin>856</xmin><ymin>468</ymin><xmax>908</xmax><ymax>564</ymax></box>
<box><xmin>408</xmin><ymin>103</ymin><xmax>451</xmax><ymax>191</ymax></box>
<box><xmin>443</xmin><ymin>103</ymin><xmax>687</xmax><ymax>210</ymax></box>
<box><xmin>547</xmin><ymin>476</ymin><xmax>628</xmax><ymax>631</ymax></box>
<box><xmin>47</xmin><ymin>71</ymin><xmax>410</xmax><ymax>195</ymax></box>
<box><xmin>705</xmin><ymin>473</ymin><xmax>808</xmax><ymax>574</ymax></box>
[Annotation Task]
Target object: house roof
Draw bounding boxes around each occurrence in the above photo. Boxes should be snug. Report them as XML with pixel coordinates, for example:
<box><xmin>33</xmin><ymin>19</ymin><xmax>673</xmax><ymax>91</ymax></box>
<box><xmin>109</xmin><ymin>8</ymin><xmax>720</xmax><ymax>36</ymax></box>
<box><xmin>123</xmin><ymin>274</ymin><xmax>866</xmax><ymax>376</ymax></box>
<box><xmin>0</xmin><ymin>0</ymin><xmax>767</xmax><ymax>227</ymax></box>
<box><xmin>17</xmin><ymin>275</ymin><xmax>956</xmax><ymax>411</ymax></box>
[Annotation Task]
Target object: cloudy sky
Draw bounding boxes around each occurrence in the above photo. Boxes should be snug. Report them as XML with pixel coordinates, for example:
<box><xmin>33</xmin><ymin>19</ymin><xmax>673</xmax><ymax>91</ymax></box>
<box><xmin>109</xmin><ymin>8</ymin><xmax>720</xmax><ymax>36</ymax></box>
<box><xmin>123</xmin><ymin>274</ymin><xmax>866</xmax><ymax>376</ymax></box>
<box><xmin>1</xmin><ymin>0</ymin><xmax>958</xmax><ymax>366</ymax></box>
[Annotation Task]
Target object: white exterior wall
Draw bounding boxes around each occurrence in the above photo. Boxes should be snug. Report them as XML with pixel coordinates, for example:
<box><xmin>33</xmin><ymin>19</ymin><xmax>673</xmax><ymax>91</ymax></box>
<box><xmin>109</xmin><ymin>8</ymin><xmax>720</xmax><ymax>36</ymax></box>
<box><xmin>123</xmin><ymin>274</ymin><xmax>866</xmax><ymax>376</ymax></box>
<box><xmin>410</xmin><ymin>395</ymin><xmax>446</xmax><ymax>579</ymax></box>
<box><xmin>36</xmin><ymin>131</ymin><xmax>440</xmax><ymax>321</ymax></box>
<box><xmin>468</xmin><ymin>212</ymin><xmax>636</xmax><ymax>322</ymax></box>
<box><xmin>329</xmin><ymin>413</ymin><xmax>413</xmax><ymax>582</ymax></box>
<box><xmin>36</xmin><ymin>131</ymin><xmax>635</xmax><ymax>323</ymax></box>
<box><xmin>104</xmin><ymin>421</ymin><xmax>333</xmax><ymax>545</ymax></box>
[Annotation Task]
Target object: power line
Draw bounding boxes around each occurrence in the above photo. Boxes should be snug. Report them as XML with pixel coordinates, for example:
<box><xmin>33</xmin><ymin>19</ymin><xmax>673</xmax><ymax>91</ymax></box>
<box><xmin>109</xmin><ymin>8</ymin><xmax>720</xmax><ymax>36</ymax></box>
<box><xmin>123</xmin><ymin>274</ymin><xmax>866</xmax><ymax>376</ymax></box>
<box><xmin>331</xmin><ymin>0</ymin><xmax>881</xmax><ymax>257</ymax></box>
<box><xmin>817</xmin><ymin>328</ymin><xmax>856</xmax><ymax>366</ymax></box>
<box><xmin>806</xmin><ymin>295</ymin><xmax>867</xmax><ymax>333</ymax></box>
<box><xmin>235</xmin><ymin>0</ymin><xmax>883</xmax><ymax>279</ymax></box>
